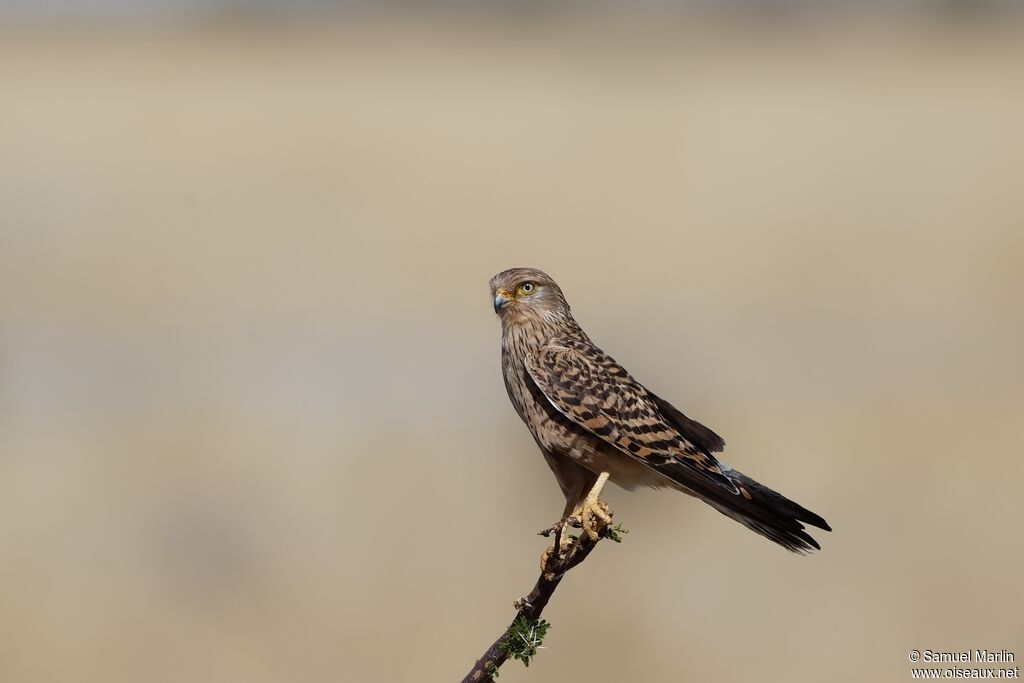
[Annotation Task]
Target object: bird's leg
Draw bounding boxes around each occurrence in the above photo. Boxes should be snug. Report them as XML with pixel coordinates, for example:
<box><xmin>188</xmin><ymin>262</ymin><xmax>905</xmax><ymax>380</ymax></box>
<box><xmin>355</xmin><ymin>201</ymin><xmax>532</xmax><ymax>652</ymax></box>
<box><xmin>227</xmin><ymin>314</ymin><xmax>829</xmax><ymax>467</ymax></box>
<box><xmin>539</xmin><ymin>518</ymin><xmax>575</xmax><ymax>579</ymax></box>
<box><xmin>569</xmin><ymin>471</ymin><xmax>613</xmax><ymax>541</ymax></box>
<box><xmin>539</xmin><ymin>471</ymin><xmax>613</xmax><ymax>576</ymax></box>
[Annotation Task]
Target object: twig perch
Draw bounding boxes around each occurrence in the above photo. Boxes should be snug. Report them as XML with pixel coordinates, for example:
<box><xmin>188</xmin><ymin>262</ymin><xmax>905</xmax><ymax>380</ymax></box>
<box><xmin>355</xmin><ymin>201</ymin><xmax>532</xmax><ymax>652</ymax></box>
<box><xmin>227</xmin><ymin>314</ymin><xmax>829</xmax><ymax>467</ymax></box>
<box><xmin>460</xmin><ymin>522</ymin><xmax>627</xmax><ymax>682</ymax></box>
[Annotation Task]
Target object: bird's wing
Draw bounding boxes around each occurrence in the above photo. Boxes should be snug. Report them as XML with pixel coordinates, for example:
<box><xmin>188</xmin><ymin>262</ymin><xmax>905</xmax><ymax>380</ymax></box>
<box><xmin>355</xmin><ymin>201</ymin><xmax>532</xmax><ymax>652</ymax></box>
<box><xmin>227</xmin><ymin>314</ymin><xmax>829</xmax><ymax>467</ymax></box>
<box><xmin>524</xmin><ymin>339</ymin><xmax>739</xmax><ymax>494</ymax></box>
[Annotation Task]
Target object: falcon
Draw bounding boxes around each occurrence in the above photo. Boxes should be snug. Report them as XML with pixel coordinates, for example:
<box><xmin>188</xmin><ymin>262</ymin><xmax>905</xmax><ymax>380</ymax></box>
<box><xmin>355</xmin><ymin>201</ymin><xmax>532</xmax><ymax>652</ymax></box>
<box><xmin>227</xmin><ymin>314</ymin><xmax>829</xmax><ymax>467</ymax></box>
<box><xmin>490</xmin><ymin>267</ymin><xmax>830</xmax><ymax>569</ymax></box>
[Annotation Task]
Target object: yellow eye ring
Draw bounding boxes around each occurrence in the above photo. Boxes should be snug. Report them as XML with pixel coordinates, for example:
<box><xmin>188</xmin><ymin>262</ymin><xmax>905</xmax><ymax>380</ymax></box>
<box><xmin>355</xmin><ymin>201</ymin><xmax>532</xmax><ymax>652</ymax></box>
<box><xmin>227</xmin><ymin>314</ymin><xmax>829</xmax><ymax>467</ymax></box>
<box><xmin>517</xmin><ymin>282</ymin><xmax>536</xmax><ymax>296</ymax></box>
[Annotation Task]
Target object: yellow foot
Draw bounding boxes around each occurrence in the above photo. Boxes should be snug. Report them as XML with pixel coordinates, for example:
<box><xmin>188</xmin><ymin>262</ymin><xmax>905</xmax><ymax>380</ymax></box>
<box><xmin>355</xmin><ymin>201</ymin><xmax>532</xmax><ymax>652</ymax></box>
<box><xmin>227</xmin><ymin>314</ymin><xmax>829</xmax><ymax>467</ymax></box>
<box><xmin>538</xmin><ymin>472</ymin><xmax>614</xmax><ymax>577</ymax></box>
<box><xmin>539</xmin><ymin>529</ymin><xmax>575</xmax><ymax>579</ymax></box>
<box><xmin>540</xmin><ymin>536</ymin><xmax>573</xmax><ymax>581</ymax></box>
<box><xmin>569</xmin><ymin>496</ymin><xmax>613</xmax><ymax>541</ymax></box>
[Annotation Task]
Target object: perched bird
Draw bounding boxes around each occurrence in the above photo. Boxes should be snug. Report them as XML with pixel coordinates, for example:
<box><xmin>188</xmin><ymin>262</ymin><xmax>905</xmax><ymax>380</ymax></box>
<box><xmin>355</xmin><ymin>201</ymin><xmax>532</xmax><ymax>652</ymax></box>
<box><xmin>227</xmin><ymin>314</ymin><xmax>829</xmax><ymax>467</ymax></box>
<box><xmin>490</xmin><ymin>267</ymin><xmax>830</xmax><ymax>569</ymax></box>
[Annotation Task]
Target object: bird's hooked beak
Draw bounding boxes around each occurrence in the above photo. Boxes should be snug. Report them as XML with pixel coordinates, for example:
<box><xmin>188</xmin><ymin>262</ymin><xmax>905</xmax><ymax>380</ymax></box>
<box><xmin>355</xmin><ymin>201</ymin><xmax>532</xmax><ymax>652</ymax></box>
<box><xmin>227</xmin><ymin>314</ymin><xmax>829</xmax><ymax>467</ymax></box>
<box><xmin>493</xmin><ymin>289</ymin><xmax>512</xmax><ymax>313</ymax></box>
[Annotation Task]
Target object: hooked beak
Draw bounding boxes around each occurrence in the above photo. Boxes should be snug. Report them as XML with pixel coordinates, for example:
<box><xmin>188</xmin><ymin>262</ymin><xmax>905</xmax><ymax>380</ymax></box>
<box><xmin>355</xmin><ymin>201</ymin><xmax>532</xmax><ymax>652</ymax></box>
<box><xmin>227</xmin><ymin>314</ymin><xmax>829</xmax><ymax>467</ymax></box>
<box><xmin>493</xmin><ymin>289</ymin><xmax>512</xmax><ymax>313</ymax></box>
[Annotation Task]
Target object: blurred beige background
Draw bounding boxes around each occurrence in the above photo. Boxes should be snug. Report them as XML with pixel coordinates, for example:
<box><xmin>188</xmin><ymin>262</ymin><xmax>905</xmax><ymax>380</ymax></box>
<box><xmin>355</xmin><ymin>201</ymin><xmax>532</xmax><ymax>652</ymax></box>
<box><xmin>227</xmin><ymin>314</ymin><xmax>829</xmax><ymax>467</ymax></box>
<box><xmin>1</xmin><ymin>9</ymin><xmax>1023</xmax><ymax>683</ymax></box>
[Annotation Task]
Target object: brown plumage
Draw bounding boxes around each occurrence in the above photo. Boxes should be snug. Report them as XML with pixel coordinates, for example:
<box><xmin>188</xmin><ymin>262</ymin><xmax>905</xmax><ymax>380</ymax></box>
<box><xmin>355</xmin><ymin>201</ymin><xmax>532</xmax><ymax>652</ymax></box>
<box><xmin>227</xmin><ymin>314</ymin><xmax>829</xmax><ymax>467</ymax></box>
<box><xmin>491</xmin><ymin>267</ymin><xmax>830</xmax><ymax>554</ymax></box>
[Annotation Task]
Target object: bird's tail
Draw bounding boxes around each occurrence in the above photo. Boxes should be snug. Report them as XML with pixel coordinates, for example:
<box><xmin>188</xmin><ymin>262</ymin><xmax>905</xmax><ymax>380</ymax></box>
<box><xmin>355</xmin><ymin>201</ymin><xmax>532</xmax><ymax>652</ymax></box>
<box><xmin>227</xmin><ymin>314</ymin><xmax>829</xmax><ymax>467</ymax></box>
<box><xmin>680</xmin><ymin>467</ymin><xmax>832</xmax><ymax>553</ymax></box>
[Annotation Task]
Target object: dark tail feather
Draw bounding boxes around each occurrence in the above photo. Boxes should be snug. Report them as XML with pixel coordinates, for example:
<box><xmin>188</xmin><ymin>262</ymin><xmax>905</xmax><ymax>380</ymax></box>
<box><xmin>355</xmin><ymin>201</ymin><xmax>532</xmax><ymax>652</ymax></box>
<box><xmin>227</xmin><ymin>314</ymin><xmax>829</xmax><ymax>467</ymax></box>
<box><xmin>718</xmin><ymin>469</ymin><xmax>830</xmax><ymax>553</ymax></box>
<box><xmin>663</xmin><ymin>463</ymin><xmax>831</xmax><ymax>553</ymax></box>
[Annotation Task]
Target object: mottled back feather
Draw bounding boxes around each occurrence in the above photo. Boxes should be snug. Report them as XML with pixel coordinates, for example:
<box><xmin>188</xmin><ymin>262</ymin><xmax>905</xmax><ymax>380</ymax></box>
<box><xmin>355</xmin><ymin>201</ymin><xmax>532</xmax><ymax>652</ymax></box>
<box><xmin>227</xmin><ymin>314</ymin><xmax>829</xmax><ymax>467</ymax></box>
<box><xmin>523</xmin><ymin>338</ymin><xmax>740</xmax><ymax>495</ymax></box>
<box><xmin>646</xmin><ymin>390</ymin><xmax>726</xmax><ymax>454</ymax></box>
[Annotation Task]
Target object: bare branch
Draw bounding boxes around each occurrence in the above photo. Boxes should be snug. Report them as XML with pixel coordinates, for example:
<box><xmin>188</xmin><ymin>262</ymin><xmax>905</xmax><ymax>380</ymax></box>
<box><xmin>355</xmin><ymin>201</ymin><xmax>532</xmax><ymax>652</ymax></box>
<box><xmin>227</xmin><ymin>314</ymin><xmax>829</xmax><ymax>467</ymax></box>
<box><xmin>460</xmin><ymin>523</ymin><xmax>625</xmax><ymax>682</ymax></box>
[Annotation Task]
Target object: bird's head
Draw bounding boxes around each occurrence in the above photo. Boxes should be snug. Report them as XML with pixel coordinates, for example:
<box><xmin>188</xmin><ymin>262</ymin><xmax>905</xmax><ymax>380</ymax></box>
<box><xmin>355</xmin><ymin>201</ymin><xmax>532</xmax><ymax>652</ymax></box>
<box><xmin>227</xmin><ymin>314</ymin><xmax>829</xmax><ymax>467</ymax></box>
<box><xmin>489</xmin><ymin>267</ymin><xmax>570</xmax><ymax>324</ymax></box>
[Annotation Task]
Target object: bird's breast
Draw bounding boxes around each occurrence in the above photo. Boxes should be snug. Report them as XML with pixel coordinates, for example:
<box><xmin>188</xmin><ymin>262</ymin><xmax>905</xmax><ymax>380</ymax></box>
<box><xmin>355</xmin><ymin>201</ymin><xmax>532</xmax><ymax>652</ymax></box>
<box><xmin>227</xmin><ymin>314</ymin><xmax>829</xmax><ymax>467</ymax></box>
<box><xmin>501</xmin><ymin>353</ymin><xmax>597</xmax><ymax>462</ymax></box>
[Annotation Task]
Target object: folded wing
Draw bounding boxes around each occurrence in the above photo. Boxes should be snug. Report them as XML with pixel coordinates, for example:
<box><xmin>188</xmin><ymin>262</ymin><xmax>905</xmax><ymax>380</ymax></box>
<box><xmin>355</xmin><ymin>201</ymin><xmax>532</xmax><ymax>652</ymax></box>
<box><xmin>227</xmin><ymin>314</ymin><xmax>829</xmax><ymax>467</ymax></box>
<box><xmin>524</xmin><ymin>338</ymin><xmax>831</xmax><ymax>552</ymax></box>
<box><xmin>523</xmin><ymin>339</ymin><xmax>739</xmax><ymax>495</ymax></box>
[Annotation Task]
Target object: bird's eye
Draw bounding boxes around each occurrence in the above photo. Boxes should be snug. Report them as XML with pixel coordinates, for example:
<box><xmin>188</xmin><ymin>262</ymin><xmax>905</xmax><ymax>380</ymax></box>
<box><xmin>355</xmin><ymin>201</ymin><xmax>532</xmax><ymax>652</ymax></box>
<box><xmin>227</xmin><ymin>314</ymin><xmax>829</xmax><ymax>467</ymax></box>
<box><xmin>518</xmin><ymin>282</ymin><xmax>536</xmax><ymax>296</ymax></box>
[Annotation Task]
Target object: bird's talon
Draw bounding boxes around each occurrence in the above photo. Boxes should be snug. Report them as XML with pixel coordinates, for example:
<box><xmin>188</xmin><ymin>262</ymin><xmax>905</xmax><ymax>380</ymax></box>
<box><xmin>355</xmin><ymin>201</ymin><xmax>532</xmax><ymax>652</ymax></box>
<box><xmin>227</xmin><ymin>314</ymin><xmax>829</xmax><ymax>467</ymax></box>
<box><xmin>539</xmin><ymin>531</ymin><xmax>575</xmax><ymax>575</ymax></box>
<box><xmin>576</xmin><ymin>498</ymin><xmax>613</xmax><ymax>541</ymax></box>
